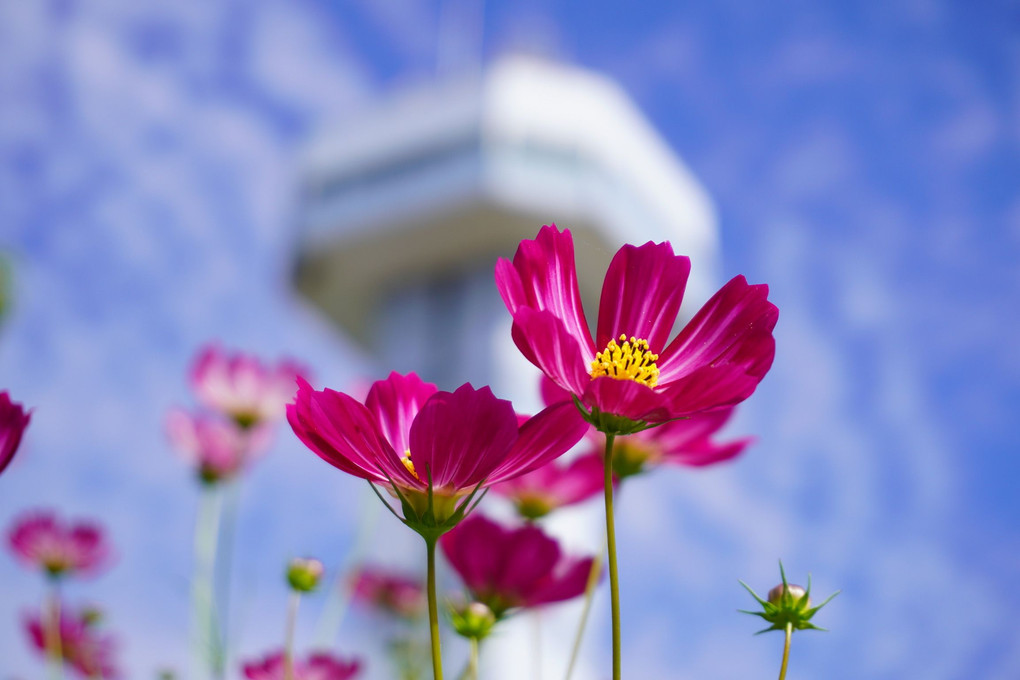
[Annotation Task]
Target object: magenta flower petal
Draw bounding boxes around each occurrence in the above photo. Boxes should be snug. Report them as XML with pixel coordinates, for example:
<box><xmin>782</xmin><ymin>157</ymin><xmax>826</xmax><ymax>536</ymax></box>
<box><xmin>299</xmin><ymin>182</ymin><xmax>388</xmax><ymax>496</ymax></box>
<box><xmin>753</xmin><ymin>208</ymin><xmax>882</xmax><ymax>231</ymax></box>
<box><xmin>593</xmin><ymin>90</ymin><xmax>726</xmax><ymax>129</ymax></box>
<box><xmin>0</xmin><ymin>391</ymin><xmax>30</xmax><ymax>476</ymax></box>
<box><xmin>25</xmin><ymin>604</ymin><xmax>119</xmax><ymax>678</ymax></box>
<box><xmin>496</xmin><ymin>224</ymin><xmax>595</xmax><ymax>358</ymax></box>
<box><xmin>166</xmin><ymin>409</ymin><xmax>269</xmax><ymax>483</ymax></box>
<box><xmin>349</xmin><ymin>565</ymin><xmax>426</xmax><ymax>619</ymax></box>
<box><xmin>440</xmin><ymin>514</ymin><xmax>595</xmax><ymax>616</ymax></box>
<box><xmin>582</xmin><ymin>376</ymin><xmax>671</xmax><ymax>423</ymax></box>
<box><xmin>595</xmin><ymin>241</ymin><xmax>691</xmax><ymax>353</ymax></box>
<box><xmin>365</xmin><ymin>372</ymin><xmax>438</xmax><ymax>457</ymax></box>
<box><xmin>486</xmin><ymin>400</ymin><xmax>588</xmax><ymax>484</ymax></box>
<box><xmin>242</xmin><ymin>651</ymin><xmax>361</xmax><ymax>680</ymax></box>
<box><xmin>510</xmin><ymin>307</ymin><xmax>593</xmax><ymax>395</ymax></box>
<box><xmin>492</xmin><ymin>451</ymin><xmax>604</xmax><ymax>516</ymax></box>
<box><xmin>288</xmin><ymin>378</ymin><xmax>417</xmax><ymax>487</ymax></box>
<box><xmin>408</xmin><ymin>384</ymin><xmax>518</xmax><ymax>490</ymax></box>
<box><xmin>658</xmin><ymin>275</ymin><xmax>778</xmax><ymax>385</ymax></box>
<box><xmin>523</xmin><ymin>554</ymin><xmax>595</xmax><ymax>608</ymax></box>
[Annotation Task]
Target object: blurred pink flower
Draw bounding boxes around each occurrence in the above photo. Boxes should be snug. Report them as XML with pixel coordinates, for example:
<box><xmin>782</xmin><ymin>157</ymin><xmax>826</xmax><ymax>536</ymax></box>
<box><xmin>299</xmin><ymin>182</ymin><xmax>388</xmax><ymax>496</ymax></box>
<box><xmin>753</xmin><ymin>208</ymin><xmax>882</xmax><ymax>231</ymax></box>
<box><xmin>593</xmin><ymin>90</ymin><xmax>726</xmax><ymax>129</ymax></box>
<box><xmin>440</xmin><ymin>513</ymin><xmax>595</xmax><ymax>617</ymax></box>
<box><xmin>242</xmin><ymin>651</ymin><xmax>361</xmax><ymax>680</ymax></box>
<box><xmin>25</xmin><ymin>605</ymin><xmax>119</xmax><ymax>678</ymax></box>
<box><xmin>491</xmin><ymin>452</ymin><xmax>604</xmax><ymax>520</ymax></box>
<box><xmin>597</xmin><ymin>406</ymin><xmax>752</xmax><ymax>478</ymax></box>
<box><xmin>166</xmin><ymin>408</ymin><xmax>271</xmax><ymax>484</ymax></box>
<box><xmin>191</xmin><ymin>344</ymin><xmax>307</xmax><ymax>428</ymax></box>
<box><xmin>0</xmin><ymin>390</ymin><xmax>30</xmax><ymax>476</ymax></box>
<box><xmin>496</xmin><ymin>225</ymin><xmax>778</xmax><ymax>432</ymax></box>
<box><xmin>8</xmin><ymin>511</ymin><xmax>110</xmax><ymax>578</ymax></box>
<box><xmin>542</xmin><ymin>376</ymin><xmax>752</xmax><ymax>478</ymax></box>
<box><xmin>287</xmin><ymin>372</ymin><xmax>587</xmax><ymax>528</ymax></box>
<box><xmin>349</xmin><ymin>565</ymin><xmax>426</xmax><ymax>620</ymax></box>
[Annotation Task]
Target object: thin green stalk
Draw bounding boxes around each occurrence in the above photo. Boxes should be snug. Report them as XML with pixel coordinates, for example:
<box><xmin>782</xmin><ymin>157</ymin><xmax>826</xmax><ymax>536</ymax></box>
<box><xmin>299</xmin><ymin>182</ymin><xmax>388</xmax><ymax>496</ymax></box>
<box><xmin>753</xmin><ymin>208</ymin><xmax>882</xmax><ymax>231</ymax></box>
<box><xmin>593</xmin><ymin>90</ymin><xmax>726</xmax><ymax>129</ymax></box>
<box><xmin>46</xmin><ymin>586</ymin><xmax>64</xmax><ymax>680</ymax></box>
<box><xmin>563</xmin><ymin>549</ymin><xmax>603</xmax><ymax>680</ymax></box>
<box><xmin>283</xmin><ymin>591</ymin><xmax>301</xmax><ymax>680</ymax></box>
<box><xmin>602</xmin><ymin>433</ymin><xmax>621</xmax><ymax>680</ymax></box>
<box><xmin>215</xmin><ymin>480</ymin><xmax>240</xmax><ymax>669</ymax></box>
<box><xmin>778</xmin><ymin>622</ymin><xmax>792</xmax><ymax>680</ymax></box>
<box><xmin>425</xmin><ymin>537</ymin><xmax>444</xmax><ymax>680</ymax></box>
<box><xmin>468</xmin><ymin>638</ymin><xmax>479</xmax><ymax>680</ymax></box>
<box><xmin>192</xmin><ymin>485</ymin><xmax>225</xmax><ymax>680</ymax></box>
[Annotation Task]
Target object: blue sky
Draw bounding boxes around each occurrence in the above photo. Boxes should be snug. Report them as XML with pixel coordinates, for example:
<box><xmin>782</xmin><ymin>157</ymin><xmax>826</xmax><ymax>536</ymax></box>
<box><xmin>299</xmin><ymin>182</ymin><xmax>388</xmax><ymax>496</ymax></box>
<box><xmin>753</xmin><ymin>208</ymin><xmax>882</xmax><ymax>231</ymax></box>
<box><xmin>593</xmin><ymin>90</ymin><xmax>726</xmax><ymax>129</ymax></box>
<box><xmin>1</xmin><ymin>0</ymin><xmax>1018</xmax><ymax>678</ymax></box>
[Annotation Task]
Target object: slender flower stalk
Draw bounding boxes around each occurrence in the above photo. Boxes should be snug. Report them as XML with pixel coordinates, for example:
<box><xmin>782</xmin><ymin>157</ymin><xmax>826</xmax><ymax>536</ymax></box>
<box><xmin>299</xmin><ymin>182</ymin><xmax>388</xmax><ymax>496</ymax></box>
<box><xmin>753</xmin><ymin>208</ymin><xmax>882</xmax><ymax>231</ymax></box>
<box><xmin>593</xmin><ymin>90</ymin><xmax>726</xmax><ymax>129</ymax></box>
<box><xmin>192</xmin><ymin>485</ymin><xmax>225</xmax><ymax>679</ymax></box>
<box><xmin>425</xmin><ymin>538</ymin><xmax>443</xmax><ymax>680</ymax></box>
<box><xmin>778</xmin><ymin>622</ymin><xmax>792</xmax><ymax>680</ymax></box>
<box><xmin>46</xmin><ymin>588</ymin><xmax>64</xmax><ymax>680</ymax></box>
<box><xmin>602</xmin><ymin>434</ymin><xmax>622</xmax><ymax>680</ymax></box>
<box><xmin>467</xmin><ymin>638</ymin><xmax>479</xmax><ymax>680</ymax></box>
<box><xmin>563</xmin><ymin>549</ymin><xmax>602</xmax><ymax>680</ymax></box>
<box><xmin>283</xmin><ymin>593</ymin><xmax>300</xmax><ymax>680</ymax></box>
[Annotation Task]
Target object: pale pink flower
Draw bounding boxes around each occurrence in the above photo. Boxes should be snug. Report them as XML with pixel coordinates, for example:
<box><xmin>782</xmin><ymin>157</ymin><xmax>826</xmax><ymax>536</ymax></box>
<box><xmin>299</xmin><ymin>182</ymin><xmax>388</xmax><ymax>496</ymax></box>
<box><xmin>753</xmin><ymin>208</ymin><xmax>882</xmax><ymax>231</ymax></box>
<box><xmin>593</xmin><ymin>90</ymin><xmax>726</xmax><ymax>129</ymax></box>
<box><xmin>8</xmin><ymin>511</ymin><xmax>110</xmax><ymax>578</ymax></box>
<box><xmin>191</xmin><ymin>344</ymin><xmax>307</xmax><ymax>428</ymax></box>
<box><xmin>242</xmin><ymin>651</ymin><xmax>361</xmax><ymax>680</ymax></box>
<box><xmin>166</xmin><ymin>408</ymin><xmax>270</xmax><ymax>484</ymax></box>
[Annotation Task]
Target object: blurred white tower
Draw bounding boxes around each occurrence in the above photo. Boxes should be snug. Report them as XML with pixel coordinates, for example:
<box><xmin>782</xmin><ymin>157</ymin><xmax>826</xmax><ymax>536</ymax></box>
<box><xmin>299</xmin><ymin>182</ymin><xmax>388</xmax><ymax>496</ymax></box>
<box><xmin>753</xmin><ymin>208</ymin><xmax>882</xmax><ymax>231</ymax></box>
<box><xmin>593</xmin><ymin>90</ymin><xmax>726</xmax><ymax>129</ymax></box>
<box><xmin>293</xmin><ymin>56</ymin><xmax>719</xmax><ymax>679</ymax></box>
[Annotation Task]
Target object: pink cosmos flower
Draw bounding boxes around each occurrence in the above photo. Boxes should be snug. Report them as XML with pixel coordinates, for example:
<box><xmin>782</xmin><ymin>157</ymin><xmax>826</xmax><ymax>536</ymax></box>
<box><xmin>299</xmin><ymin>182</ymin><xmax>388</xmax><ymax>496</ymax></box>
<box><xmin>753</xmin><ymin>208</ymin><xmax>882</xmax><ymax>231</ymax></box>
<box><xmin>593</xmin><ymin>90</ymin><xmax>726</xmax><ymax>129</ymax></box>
<box><xmin>349</xmin><ymin>565</ymin><xmax>426</xmax><ymax>620</ymax></box>
<box><xmin>496</xmin><ymin>225</ymin><xmax>778</xmax><ymax>432</ymax></box>
<box><xmin>0</xmin><ymin>390</ymin><xmax>30</xmax><ymax>476</ymax></box>
<box><xmin>25</xmin><ymin>605</ymin><xmax>119</xmax><ymax>678</ymax></box>
<box><xmin>440</xmin><ymin>513</ymin><xmax>595</xmax><ymax>617</ymax></box>
<box><xmin>491</xmin><ymin>452</ymin><xmax>604</xmax><ymax>520</ymax></box>
<box><xmin>242</xmin><ymin>651</ymin><xmax>361</xmax><ymax>680</ymax></box>
<box><xmin>8</xmin><ymin>511</ymin><xmax>110</xmax><ymax>578</ymax></box>
<box><xmin>166</xmin><ymin>408</ymin><xmax>271</xmax><ymax>484</ymax></box>
<box><xmin>287</xmin><ymin>372</ymin><xmax>588</xmax><ymax>530</ymax></box>
<box><xmin>191</xmin><ymin>344</ymin><xmax>307</xmax><ymax>428</ymax></box>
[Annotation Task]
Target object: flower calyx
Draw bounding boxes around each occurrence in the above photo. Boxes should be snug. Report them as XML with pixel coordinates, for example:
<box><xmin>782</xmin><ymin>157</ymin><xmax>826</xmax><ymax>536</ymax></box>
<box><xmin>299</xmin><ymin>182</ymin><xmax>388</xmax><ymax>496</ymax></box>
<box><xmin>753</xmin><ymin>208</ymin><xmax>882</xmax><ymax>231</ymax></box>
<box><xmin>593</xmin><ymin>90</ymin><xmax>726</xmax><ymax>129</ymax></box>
<box><xmin>739</xmin><ymin>561</ymin><xmax>840</xmax><ymax>634</ymax></box>
<box><xmin>450</xmin><ymin>601</ymin><xmax>497</xmax><ymax>642</ymax></box>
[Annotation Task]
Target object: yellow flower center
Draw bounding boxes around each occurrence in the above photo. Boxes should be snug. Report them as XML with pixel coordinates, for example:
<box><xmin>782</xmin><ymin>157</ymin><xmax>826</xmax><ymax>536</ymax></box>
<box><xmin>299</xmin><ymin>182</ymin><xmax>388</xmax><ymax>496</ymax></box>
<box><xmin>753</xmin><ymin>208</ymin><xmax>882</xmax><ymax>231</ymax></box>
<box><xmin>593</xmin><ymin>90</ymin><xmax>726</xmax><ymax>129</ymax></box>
<box><xmin>590</xmin><ymin>334</ymin><xmax>660</xmax><ymax>388</ymax></box>
<box><xmin>400</xmin><ymin>451</ymin><xmax>421</xmax><ymax>482</ymax></box>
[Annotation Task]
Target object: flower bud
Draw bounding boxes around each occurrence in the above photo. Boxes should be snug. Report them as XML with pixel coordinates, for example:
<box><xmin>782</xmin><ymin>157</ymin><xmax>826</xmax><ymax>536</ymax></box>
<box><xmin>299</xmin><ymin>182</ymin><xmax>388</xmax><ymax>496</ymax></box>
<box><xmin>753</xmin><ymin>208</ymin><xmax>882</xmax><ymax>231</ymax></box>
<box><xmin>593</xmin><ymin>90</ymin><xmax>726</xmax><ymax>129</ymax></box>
<box><xmin>740</xmin><ymin>561</ymin><xmax>839</xmax><ymax>634</ymax></box>
<box><xmin>768</xmin><ymin>583</ymin><xmax>809</xmax><ymax>608</ymax></box>
<box><xmin>450</xmin><ymin>601</ymin><xmax>497</xmax><ymax>641</ymax></box>
<box><xmin>286</xmin><ymin>557</ymin><xmax>324</xmax><ymax>593</ymax></box>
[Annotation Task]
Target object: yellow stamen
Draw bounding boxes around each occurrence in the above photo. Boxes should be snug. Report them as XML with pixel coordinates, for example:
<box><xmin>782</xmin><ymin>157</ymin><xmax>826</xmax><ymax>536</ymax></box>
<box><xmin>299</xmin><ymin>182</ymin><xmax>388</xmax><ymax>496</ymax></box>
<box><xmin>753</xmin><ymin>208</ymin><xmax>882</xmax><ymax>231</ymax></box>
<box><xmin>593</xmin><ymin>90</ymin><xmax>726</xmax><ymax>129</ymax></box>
<box><xmin>400</xmin><ymin>451</ymin><xmax>421</xmax><ymax>482</ymax></box>
<box><xmin>590</xmin><ymin>334</ymin><xmax>660</xmax><ymax>387</ymax></box>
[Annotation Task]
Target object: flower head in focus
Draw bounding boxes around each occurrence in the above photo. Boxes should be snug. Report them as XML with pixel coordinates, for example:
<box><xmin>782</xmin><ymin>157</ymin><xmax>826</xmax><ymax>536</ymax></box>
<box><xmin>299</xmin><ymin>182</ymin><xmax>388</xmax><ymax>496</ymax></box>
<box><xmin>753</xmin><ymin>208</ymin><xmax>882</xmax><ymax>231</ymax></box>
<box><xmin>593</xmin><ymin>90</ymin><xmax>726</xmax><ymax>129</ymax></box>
<box><xmin>287</xmin><ymin>372</ymin><xmax>587</xmax><ymax>539</ymax></box>
<box><xmin>166</xmin><ymin>409</ymin><xmax>271</xmax><ymax>484</ymax></box>
<box><xmin>242</xmin><ymin>651</ymin><xmax>361</xmax><ymax>680</ymax></box>
<box><xmin>740</xmin><ymin>561</ymin><xmax>840</xmax><ymax>634</ymax></box>
<box><xmin>349</xmin><ymin>565</ymin><xmax>426</xmax><ymax>620</ymax></box>
<box><xmin>191</xmin><ymin>345</ymin><xmax>307</xmax><ymax>429</ymax></box>
<box><xmin>25</xmin><ymin>604</ymin><xmax>119</xmax><ymax>678</ymax></box>
<box><xmin>8</xmin><ymin>511</ymin><xmax>111</xmax><ymax>579</ymax></box>
<box><xmin>440</xmin><ymin>513</ymin><xmax>595</xmax><ymax>618</ymax></box>
<box><xmin>491</xmin><ymin>452</ymin><xmax>604</xmax><ymax>520</ymax></box>
<box><xmin>496</xmin><ymin>225</ymin><xmax>778</xmax><ymax>434</ymax></box>
<box><xmin>0</xmin><ymin>390</ymin><xmax>30</xmax><ymax>477</ymax></box>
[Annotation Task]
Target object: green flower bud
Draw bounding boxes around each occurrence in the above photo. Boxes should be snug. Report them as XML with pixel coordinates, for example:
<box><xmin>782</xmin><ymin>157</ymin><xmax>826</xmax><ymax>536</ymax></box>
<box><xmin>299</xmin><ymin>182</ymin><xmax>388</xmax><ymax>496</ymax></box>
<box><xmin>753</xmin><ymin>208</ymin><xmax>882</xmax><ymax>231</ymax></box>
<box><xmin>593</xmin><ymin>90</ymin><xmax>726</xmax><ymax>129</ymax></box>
<box><xmin>450</xmin><ymin>601</ymin><xmax>497</xmax><ymax>641</ymax></box>
<box><xmin>286</xmin><ymin>557</ymin><xmax>324</xmax><ymax>593</ymax></box>
<box><xmin>739</xmin><ymin>561</ymin><xmax>839</xmax><ymax>634</ymax></box>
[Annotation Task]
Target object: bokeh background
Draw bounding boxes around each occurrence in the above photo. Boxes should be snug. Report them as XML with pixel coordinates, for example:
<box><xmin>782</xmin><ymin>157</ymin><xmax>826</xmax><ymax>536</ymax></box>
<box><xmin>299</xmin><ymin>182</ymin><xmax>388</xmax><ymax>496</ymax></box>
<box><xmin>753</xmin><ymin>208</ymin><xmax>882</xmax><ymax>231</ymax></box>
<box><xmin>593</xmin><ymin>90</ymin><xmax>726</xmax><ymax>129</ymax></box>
<box><xmin>2</xmin><ymin>0</ymin><xmax>1019</xmax><ymax>678</ymax></box>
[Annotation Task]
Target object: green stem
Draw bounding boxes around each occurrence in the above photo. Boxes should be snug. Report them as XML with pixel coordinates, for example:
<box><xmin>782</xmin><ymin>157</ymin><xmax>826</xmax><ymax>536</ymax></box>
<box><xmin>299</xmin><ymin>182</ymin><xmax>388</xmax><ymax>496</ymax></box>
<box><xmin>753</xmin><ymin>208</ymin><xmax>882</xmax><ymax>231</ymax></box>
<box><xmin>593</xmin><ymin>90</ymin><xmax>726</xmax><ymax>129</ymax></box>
<box><xmin>425</xmin><ymin>537</ymin><xmax>444</xmax><ymax>680</ymax></box>
<box><xmin>603</xmin><ymin>433</ymin><xmax>621</xmax><ymax>680</ymax></box>
<box><xmin>778</xmin><ymin>622</ymin><xmax>792</xmax><ymax>680</ymax></box>
<box><xmin>283</xmin><ymin>592</ymin><xmax>301</xmax><ymax>680</ymax></box>
<box><xmin>532</xmin><ymin>611</ymin><xmax>543</xmax><ymax>680</ymax></box>
<box><xmin>563</xmin><ymin>550</ymin><xmax>603</xmax><ymax>680</ymax></box>
<box><xmin>468</xmin><ymin>637</ymin><xmax>479</xmax><ymax>680</ymax></box>
<box><xmin>46</xmin><ymin>586</ymin><xmax>64</xmax><ymax>680</ymax></box>
<box><xmin>192</xmin><ymin>485</ymin><xmax>225</xmax><ymax>680</ymax></box>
